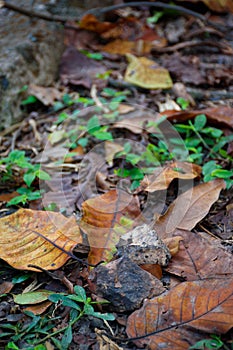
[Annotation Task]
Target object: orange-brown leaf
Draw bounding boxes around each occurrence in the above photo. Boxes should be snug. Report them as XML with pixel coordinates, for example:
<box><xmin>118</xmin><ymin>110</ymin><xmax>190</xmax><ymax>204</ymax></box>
<box><xmin>165</xmin><ymin>230</ymin><xmax>233</xmax><ymax>280</ymax></box>
<box><xmin>127</xmin><ymin>278</ymin><xmax>233</xmax><ymax>349</ymax></box>
<box><xmin>79</xmin><ymin>14</ymin><xmax>115</xmax><ymax>34</ymax></box>
<box><xmin>144</xmin><ymin>161</ymin><xmax>201</xmax><ymax>192</ymax></box>
<box><xmin>155</xmin><ymin>179</ymin><xmax>226</xmax><ymax>237</ymax></box>
<box><xmin>0</xmin><ymin>209</ymin><xmax>82</xmax><ymax>271</ymax></box>
<box><xmin>80</xmin><ymin>189</ymin><xmax>142</xmax><ymax>266</ymax></box>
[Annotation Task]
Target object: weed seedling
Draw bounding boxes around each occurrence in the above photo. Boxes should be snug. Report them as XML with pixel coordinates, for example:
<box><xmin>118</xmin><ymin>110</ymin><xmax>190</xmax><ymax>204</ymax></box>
<box><xmin>0</xmin><ymin>150</ymin><xmax>50</xmax><ymax>206</ymax></box>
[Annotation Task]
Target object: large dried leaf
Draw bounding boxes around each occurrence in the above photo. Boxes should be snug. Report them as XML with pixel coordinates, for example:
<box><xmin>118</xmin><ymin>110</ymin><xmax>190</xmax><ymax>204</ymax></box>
<box><xmin>143</xmin><ymin>161</ymin><xmax>201</xmax><ymax>192</ymax></box>
<box><xmin>165</xmin><ymin>106</ymin><xmax>233</xmax><ymax>129</ymax></box>
<box><xmin>124</xmin><ymin>54</ymin><xmax>173</xmax><ymax>89</ymax></box>
<box><xmin>0</xmin><ymin>209</ymin><xmax>82</xmax><ymax>271</ymax></box>
<box><xmin>165</xmin><ymin>230</ymin><xmax>233</xmax><ymax>280</ymax></box>
<box><xmin>126</xmin><ymin>278</ymin><xmax>233</xmax><ymax>349</ymax></box>
<box><xmin>155</xmin><ymin>179</ymin><xmax>226</xmax><ymax>237</ymax></box>
<box><xmin>80</xmin><ymin>189</ymin><xmax>141</xmax><ymax>266</ymax></box>
<box><xmin>60</xmin><ymin>46</ymin><xmax>106</xmax><ymax>88</ymax></box>
<box><xmin>102</xmin><ymin>39</ymin><xmax>151</xmax><ymax>55</ymax></box>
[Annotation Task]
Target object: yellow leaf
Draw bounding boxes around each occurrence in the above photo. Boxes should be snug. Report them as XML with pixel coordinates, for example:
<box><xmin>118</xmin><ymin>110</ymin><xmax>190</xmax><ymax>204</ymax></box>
<box><xmin>124</xmin><ymin>54</ymin><xmax>173</xmax><ymax>89</ymax></box>
<box><xmin>0</xmin><ymin>209</ymin><xmax>82</xmax><ymax>271</ymax></box>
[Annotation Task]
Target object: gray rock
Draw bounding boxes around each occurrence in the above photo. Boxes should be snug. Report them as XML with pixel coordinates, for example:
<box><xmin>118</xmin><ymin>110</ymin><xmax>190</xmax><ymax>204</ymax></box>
<box><xmin>0</xmin><ymin>3</ymin><xmax>64</xmax><ymax>129</ymax></box>
<box><xmin>117</xmin><ymin>224</ymin><xmax>171</xmax><ymax>266</ymax></box>
<box><xmin>90</xmin><ymin>256</ymin><xmax>165</xmax><ymax>312</ymax></box>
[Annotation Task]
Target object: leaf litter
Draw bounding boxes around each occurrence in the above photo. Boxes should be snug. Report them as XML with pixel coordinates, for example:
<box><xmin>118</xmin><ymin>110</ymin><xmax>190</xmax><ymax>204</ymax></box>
<box><xmin>0</xmin><ymin>2</ymin><xmax>233</xmax><ymax>349</ymax></box>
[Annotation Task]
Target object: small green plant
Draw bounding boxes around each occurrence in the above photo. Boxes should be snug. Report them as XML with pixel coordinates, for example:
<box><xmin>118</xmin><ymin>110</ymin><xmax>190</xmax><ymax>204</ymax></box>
<box><xmin>189</xmin><ymin>334</ymin><xmax>224</xmax><ymax>350</ymax></box>
<box><xmin>86</xmin><ymin>115</ymin><xmax>113</xmax><ymax>141</ymax></box>
<box><xmin>202</xmin><ymin>160</ymin><xmax>233</xmax><ymax>189</ymax></box>
<box><xmin>176</xmin><ymin>97</ymin><xmax>190</xmax><ymax>110</ymax></box>
<box><xmin>45</xmin><ymin>285</ymin><xmax>115</xmax><ymax>349</ymax></box>
<box><xmin>2</xmin><ymin>286</ymin><xmax>114</xmax><ymax>349</ymax></box>
<box><xmin>147</xmin><ymin>11</ymin><xmax>164</xmax><ymax>24</ymax></box>
<box><xmin>173</xmin><ymin>114</ymin><xmax>233</xmax><ymax>164</ymax></box>
<box><xmin>80</xmin><ymin>50</ymin><xmax>103</xmax><ymax>60</ymax></box>
<box><xmin>0</xmin><ymin>150</ymin><xmax>50</xmax><ymax>206</ymax></box>
<box><xmin>1</xmin><ymin>311</ymin><xmax>58</xmax><ymax>350</ymax></box>
<box><xmin>6</xmin><ymin>188</ymin><xmax>43</xmax><ymax>206</ymax></box>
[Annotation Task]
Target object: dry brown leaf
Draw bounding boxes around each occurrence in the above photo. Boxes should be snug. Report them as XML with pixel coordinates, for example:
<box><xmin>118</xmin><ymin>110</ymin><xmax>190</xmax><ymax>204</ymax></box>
<box><xmin>124</xmin><ymin>54</ymin><xmax>173</xmax><ymax>89</ymax></box>
<box><xmin>140</xmin><ymin>264</ymin><xmax>163</xmax><ymax>279</ymax></box>
<box><xmin>113</xmin><ymin>115</ymin><xmax>160</xmax><ymax>134</ymax></box>
<box><xmin>163</xmin><ymin>236</ymin><xmax>183</xmax><ymax>257</ymax></box>
<box><xmin>102</xmin><ymin>39</ymin><xmax>151</xmax><ymax>55</ymax></box>
<box><xmin>155</xmin><ymin>179</ymin><xmax>226</xmax><ymax>237</ymax></box>
<box><xmin>23</xmin><ymin>300</ymin><xmax>52</xmax><ymax>315</ymax></box>
<box><xmin>60</xmin><ymin>46</ymin><xmax>106</xmax><ymax>88</ymax></box>
<box><xmin>80</xmin><ymin>189</ymin><xmax>142</xmax><ymax>266</ymax></box>
<box><xmin>104</xmin><ymin>141</ymin><xmax>124</xmax><ymax>166</ymax></box>
<box><xmin>0</xmin><ymin>209</ymin><xmax>82</xmax><ymax>271</ymax></box>
<box><xmin>165</xmin><ymin>229</ymin><xmax>233</xmax><ymax>280</ymax></box>
<box><xmin>79</xmin><ymin>14</ymin><xmax>115</xmax><ymax>34</ymax></box>
<box><xmin>28</xmin><ymin>84</ymin><xmax>63</xmax><ymax>106</ymax></box>
<box><xmin>144</xmin><ymin>161</ymin><xmax>202</xmax><ymax>192</ymax></box>
<box><xmin>164</xmin><ymin>106</ymin><xmax>233</xmax><ymax>129</ymax></box>
<box><xmin>127</xmin><ymin>278</ymin><xmax>233</xmax><ymax>349</ymax></box>
<box><xmin>0</xmin><ymin>281</ymin><xmax>14</xmax><ymax>294</ymax></box>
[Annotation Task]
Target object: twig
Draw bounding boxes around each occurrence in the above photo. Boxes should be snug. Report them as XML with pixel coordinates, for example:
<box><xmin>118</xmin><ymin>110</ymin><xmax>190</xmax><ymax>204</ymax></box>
<box><xmin>86</xmin><ymin>2</ymin><xmax>206</xmax><ymax>21</ymax></box>
<box><xmin>2</xmin><ymin>0</ymin><xmax>206</xmax><ymax>24</ymax></box>
<box><xmin>91</xmin><ymin>84</ymin><xmax>110</xmax><ymax>113</ymax></box>
<box><xmin>151</xmin><ymin>40</ymin><xmax>233</xmax><ymax>55</ymax></box>
<box><xmin>2</xmin><ymin>1</ymin><xmax>70</xmax><ymax>23</ymax></box>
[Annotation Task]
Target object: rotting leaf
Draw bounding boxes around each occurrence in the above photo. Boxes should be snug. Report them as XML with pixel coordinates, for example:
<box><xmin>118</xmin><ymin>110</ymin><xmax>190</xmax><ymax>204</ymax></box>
<box><xmin>14</xmin><ymin>290</ymin><xmax>54</xmax><ymax>305</ymax></box>
<box><xmin>124</xmin><ymin>54</ymin><xmax>173</xmax><ymax>89</ymax></box>
<box><xmin>60</xmin><ymin>46</ymin><xmax>106</xmax><ymax>88</ymax></box>
<box><xmin>127</xmin><ymin>278</ymin><xmax>233</xmax><ymax>349</ymax></box>
<box><xmin>164</xmin><ymin>106</ymin><xmax>233</xmax><ymax>129</ymax></box>
<box><xmin>102</xmin><ymin>39</ymin><xmax>151</xmax><ymax>55</ymax></box>
<box><xmin>165</xmin><ymin>229</ymin><xmax>233</xmax><ymax>280</ymax></box>
<box><xmin>155</xmin><ymin>179</ymin><xmax>226</xmax><ymax>237</ymax></box>
<box><xmin>143</xmin><ymin>161</ymin><xmax>202</xmax><ymax>192</ymax></box>
<box><xmin>80</xmin><ymin>189</ymin><xmax>142</xmax><ymax>266</ymax></box>
<box><xmin>0</xmin><ymin>209</ymin><xmax>82</xmax><ymax>271</ymax></box>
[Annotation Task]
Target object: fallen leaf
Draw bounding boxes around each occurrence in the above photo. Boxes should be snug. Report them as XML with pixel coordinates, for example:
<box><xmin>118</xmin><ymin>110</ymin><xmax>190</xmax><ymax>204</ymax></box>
<box><xmin>124</xmin><ymin>54</ymin><xmax>173</xmax><ymax>89</ymax></box>
<box><xmin>140</xmin><ymin>264</ymin><xmax>163</xmax><ymax>279</ymax></box>
<box><xmin>60</xmin><ymin>46</ymin><xmax>106</xmax><ymax>88</ymax></box>
<box><xmin>0</xmin><ymin>281</ymin><xmax>14</xmax><ymax>294</ymax></box>
<box><xmin>162</xmin><ymin>52</ymin><xmax>205</xmax><ymax>85</ymax></box>
<box><xmin>127</xmin><ymin>278</ymin><xmax>233</xmax><ymax>349</ymax></box>
<box><xmin>200</xmin><ymin>106</ymin><xmax>233</xmax><ymax>128</ymax></box>
<box><xmin>14</xmin><ymin>290</ymin><xmax>54</xmax><ymax>305</ymax></box>
<box><xmin>118</xmin><ymin>104</ymin><xmax>135</xmax><ymax>115</ymax></box>
<box><xmin>0</xmin><ymin>209</ymin><xmax>82</xmax><ymax>271</ymax></box>
<box><xmin>143</xmin><ymin>161</ymin><xmax>202</xmax><ymax>192</ymax></box>
<box><xmin>102</xmin><ymin>39</ymin><xmax>151</xmax><ymax>55</ymax></box>
<box><xmin>163</xmin><ymin>236</ymin><xmax>183</xmax><ymax>257</ymax></box>
<box><xmin>23</xmin><ymin>300</ymin><xmax>53</xmax><ymax>315</ymax></box>
<box><xmin>80</xmin><ymin>189</ymin><xmax>142</xmax><ymax>266</ymax></box>
<box><xmin>104</xmin><ymin>140</ymin><xmax>124</xmax><ymax>166</ymax></box>
<box><xmin>79</xmin><ymin>14</ymin><xmax>115</xmax><ymax>34</ymax></box>
<box><xmin>0</xmin><ymin>191</ymin><xmax>19</xmax><ymax>202</ymax></box>
<box><xmin>113</xmin><ymin>109</ymin><xmax>160</xmax><ymax>134</ymax></box>
<box><xmin>28</xmin><ymin>84</ymin><xmax>63</xmax><ymax>106</ymax></box>
<box><xmin>164</xmin><ymin>106</ymin><xmax>233</xmax><ymax>129</ymax></box>
<box><xmin>155</xmin><ymin>179</ymin><xmax>226</xmax><ymax>237</ymax></box>
<box><xmin>165</xmin><ymin>230</ymin><xmax>233</xmax><ymax>280</ymax></box>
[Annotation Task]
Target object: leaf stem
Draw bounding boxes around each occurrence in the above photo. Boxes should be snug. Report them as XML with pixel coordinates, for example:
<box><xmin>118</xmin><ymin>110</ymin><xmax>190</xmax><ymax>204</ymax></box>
<box><xmin>34</xmin><ymin>311</ymin><xmax>84</xmax><ymax>345</ymax></box>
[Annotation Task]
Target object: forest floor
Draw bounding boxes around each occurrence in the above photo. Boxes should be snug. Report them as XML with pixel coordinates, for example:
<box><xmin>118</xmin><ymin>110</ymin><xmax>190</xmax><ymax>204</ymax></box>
<box><xmin>0</xmin><ymin>2</ymin><xmax>233</xmax><ymax>350</ymax></box>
